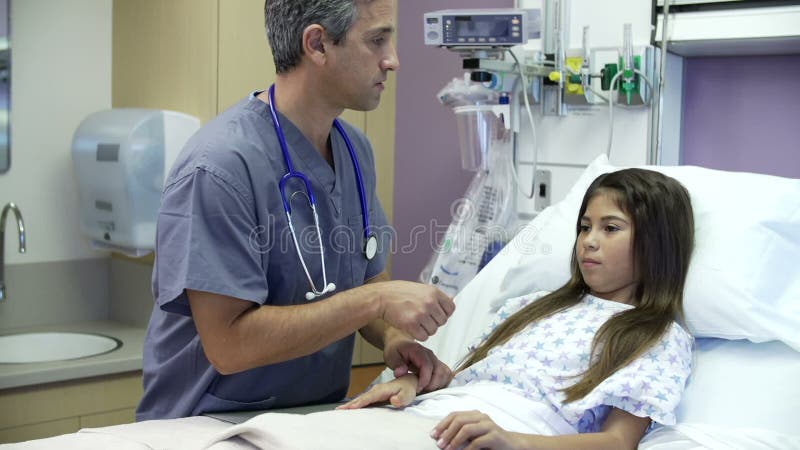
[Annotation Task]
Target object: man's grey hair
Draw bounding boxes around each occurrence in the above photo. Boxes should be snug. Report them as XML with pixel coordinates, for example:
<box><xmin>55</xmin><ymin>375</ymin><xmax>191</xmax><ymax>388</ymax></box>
<box><xmin>264</xmin><ymin>0</ymin><xmax>360</xmax><ymax>74</ymax></box>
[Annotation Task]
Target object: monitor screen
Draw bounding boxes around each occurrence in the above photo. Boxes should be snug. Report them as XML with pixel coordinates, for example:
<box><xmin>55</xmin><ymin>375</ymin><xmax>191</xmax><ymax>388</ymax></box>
<box><xmin>454</xmin><ymin>16</ymin><xmax>510</xmax><ymax>38</ymax></box>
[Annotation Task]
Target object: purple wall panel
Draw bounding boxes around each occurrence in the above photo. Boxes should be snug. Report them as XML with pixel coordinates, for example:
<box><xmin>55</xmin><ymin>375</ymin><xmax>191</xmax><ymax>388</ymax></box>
<box><xmin>392</xmin><ymin>0</ymin><xmax>513</xmax><ymax>281</ymax></box>
<box><xmin>681</xmin><ymin>55</ymin><xmax>800</xmax><ymax>179</ymax></box>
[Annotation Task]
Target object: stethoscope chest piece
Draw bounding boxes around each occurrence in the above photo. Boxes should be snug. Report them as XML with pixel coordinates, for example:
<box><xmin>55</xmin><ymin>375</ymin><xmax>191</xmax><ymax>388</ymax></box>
<box><xmin>364</xmin><ymin>234</ymin><xmax>378</xmax><ymax>261</ymax></box>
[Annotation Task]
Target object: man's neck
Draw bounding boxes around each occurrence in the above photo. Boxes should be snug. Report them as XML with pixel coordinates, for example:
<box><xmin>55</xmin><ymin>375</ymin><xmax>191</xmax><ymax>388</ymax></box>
<box><xmin>261</xmin><ymin>75</ymin><xmax>342</xmax><ymax>161</ymax></box>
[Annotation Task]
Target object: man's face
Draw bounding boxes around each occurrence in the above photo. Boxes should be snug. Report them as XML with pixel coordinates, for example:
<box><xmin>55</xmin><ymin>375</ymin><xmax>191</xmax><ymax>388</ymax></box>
<box><xmin>323</xmin><ymin>0</ymin><xmax>399</xmax><ymax>111</ymax></box>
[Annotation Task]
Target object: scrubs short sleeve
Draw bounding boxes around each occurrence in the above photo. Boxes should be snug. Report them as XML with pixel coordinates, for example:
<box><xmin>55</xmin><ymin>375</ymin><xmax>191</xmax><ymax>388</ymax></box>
<box><xmin>155</xmin><ymin>164</ymin><xmax>269</xmax><ymax>316</ymax></box>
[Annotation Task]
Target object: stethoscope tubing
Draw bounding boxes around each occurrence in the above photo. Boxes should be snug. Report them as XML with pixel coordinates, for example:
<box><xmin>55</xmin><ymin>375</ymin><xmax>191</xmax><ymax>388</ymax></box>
<box><xmin>268</xmin><ymin>85</ymin><xmax>370</xmax><ymax>239</ymax></box>
<box><xmin>267</xmin><ymin>84</ymin><xmax>374</xmax><ymax>299</ymax></box>
<box><xmin>332</xmin><ymin>120</ymin><xmax>371</xmax><ymax>238</ymax></box>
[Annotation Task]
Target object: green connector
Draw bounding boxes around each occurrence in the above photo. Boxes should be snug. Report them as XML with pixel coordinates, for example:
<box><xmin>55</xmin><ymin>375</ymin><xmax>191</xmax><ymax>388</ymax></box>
<box><xmin>618</xmin><ymin>55</ymin><xmax>641</xmax><ymax>105</ymax></box>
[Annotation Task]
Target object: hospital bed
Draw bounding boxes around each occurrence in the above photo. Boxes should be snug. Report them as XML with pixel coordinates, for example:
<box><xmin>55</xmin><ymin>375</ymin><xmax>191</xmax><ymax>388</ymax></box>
<box><xmin>5</xmin><ymin>155</ymin><xmax>799</xmax><ymax>449</ymax></box>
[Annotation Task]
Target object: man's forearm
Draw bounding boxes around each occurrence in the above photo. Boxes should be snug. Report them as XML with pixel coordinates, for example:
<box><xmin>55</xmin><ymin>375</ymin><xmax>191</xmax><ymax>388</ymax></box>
<box><xmin>358</xmin><ymin>271</ymin><xmax>394</xmax><ymax>350</ymax></box>
<box><xmin>192</xmin><ymin>270</ymin><xmax>453</xmax><ymax>375</ymax></box>
<box><xmin>359</xmin><ymin>319</ymin><xmax>390</xmax><ymax>350</ymax></box>
<box><xmin>192</xmin><ymin>285</ymin><xmax>383</xmax><ymax>374</ymax></box>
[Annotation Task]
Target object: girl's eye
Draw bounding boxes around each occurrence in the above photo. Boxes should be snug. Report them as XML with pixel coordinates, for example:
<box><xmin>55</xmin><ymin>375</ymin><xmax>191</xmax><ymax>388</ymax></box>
<box><xmin>579</xmin><ymin>224</ymin><xmax>590</xmax><ymax>232</ymax></box>
<box><xmin>605</xmin><ymin>225</ymin><xmax>620</xmax><ymax>232</ymax></box>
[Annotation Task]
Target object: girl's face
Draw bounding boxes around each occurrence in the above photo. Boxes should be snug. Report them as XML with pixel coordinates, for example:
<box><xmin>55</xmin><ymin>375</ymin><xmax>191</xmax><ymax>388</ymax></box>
<box><xmin>577</xmin><ymin>192</ymin><xmax>637</xmax><ymax>304</ymax></box>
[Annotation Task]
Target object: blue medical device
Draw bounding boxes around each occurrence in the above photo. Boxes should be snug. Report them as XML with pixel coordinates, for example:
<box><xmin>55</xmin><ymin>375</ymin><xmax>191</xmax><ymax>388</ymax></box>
<box><xmin>268</xmin><ymin>84</ymin><xmax>378</xmax><ymax>301</ymax></box>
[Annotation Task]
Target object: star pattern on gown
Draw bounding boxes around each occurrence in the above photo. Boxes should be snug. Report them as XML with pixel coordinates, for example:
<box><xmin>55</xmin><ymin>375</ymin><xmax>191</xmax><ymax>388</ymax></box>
<box><xmin>450</xmin><ymin>292</ymin><xmax>693</xmax><ymax>433</ymax></box>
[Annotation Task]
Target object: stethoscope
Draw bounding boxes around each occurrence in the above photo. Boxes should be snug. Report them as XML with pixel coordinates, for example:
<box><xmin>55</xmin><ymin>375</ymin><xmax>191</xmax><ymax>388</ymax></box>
<box><xmin>268</xmin><ymin>84</ymin><xmax>378</xmax><ymax>301</ymax></box>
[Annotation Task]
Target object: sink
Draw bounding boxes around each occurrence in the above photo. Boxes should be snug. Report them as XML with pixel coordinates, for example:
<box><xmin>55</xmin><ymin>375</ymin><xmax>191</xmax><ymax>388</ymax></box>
<box><xmin>0</xmin><ymin>332</ymin><xmax>122</xmax><ymax>363</ymax></box>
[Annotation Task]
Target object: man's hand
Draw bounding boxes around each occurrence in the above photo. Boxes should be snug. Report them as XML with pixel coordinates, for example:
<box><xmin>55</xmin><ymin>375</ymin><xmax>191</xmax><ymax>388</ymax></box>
<box><xmin>370</xmin><ymin>281</ymin><xmax>455</xmax><ymax>341</ymax></box>
<box><xmin>384</xmin><ymin>330</ymin><xmax>452</xmax><ymax>393</ymax></box>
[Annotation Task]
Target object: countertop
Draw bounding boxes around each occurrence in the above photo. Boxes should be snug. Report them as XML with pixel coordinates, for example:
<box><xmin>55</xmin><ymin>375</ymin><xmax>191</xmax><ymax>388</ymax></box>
<box><xmin>0</xmin><ymin>320</ymin><xmax>146</xmax><ymax>390</ymax></box>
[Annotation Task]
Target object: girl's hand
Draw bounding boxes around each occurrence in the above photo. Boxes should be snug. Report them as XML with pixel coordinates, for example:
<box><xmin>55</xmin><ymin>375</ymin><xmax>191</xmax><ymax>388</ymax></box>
<box><xmin>431</xmin><ymin>410</ymin><xmax>527</xmax><ymax>450</ymax></box>
<box><xmin>335</xmin><ymin>374</ymin><xmax>418</xmax><ymax>410</ymax></box>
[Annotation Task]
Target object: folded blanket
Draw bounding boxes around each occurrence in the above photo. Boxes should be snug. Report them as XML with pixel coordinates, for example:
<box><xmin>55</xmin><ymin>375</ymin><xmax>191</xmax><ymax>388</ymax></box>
<box><xmin>203</xmin><ymin>382</ymin><xmax>576</xmax><ymax>449</ymax></box>
<box><xmin>3</xmin><ymin>417</ymin><xmax>228</xmax><ymax>450</ymax></box>
<box><xmin>203</xmin><ymin>408</ymin><xmax>439</xmax><ymax>449</ymax></box>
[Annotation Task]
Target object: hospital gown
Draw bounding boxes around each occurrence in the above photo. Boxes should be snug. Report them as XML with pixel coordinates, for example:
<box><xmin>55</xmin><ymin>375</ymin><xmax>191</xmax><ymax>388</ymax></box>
<box><xmin>448</xmin><ymin>292</ymin><xmax>693</xmax><ymax>433</ymax></box>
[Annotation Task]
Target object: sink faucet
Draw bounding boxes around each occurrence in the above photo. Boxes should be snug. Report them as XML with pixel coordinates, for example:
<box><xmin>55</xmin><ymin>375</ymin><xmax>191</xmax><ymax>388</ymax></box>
<box><xmin>1</xmin><ymin>202</ymin><xmax>26</xmax><ymax>301</ymax></box>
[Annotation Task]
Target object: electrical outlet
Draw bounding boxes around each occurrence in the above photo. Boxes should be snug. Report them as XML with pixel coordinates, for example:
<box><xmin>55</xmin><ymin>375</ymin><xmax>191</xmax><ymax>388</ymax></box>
<box><xmin>534</xmin><ymin>169</ymin><xmax>551</xmax><ymax>211</ymax></box>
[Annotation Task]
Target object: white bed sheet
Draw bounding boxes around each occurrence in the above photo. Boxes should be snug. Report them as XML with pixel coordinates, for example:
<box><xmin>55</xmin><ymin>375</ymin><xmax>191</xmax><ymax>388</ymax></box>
<box><xmin>4</xmin><ymin>416</ymin><xmax>797</xmax><ymax>449</ymax></box>
<box><xmin>640</xmin><ymin>424</ymin><xmax>800</xmax><ymax>450</ymax></box>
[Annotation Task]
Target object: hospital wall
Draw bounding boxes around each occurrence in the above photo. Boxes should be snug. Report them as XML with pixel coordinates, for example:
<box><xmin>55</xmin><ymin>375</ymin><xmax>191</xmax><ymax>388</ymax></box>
<box><xmin>681</xmin><ymin>54</ymin><xmax>800</xmax><ymax>179</ymax></box>
<box><xmin>0</xmin><ymin>0</ymin><xmax>111</xmax><ymax>265</ymax></box>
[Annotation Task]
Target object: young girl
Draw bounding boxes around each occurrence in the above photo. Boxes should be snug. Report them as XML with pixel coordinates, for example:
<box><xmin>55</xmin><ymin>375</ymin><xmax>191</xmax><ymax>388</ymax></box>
<box><xmin>339</xmin><ymin>168</ymin><xmax>696</xmax><ymax>450</ymax></box>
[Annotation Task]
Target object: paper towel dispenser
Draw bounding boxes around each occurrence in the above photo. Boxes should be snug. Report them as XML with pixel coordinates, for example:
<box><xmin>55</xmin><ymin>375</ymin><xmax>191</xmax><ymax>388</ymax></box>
<box><xmin>71</xmin><ymin>109</ymin><xmax>200</xmax><ymax>254</ymax></box>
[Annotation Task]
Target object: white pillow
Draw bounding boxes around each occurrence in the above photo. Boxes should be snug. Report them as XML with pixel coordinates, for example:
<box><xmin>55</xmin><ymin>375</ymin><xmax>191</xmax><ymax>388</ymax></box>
<box><xmin>496</xmin><ymin>155</ymin><xmax>800</xmax><ymax>350</ymax></box>
<box><xmin>676</xmin><ymin>338</ymin><xmax>800</xmax><ymax>437</ymax></box>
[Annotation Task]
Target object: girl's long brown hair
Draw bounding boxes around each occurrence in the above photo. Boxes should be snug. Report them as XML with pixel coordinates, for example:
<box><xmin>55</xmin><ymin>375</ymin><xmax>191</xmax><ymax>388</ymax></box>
<box><xmin>457</xmin><ymin>169</ymin><xmax>695</xmax><ymax>403</ymax></box>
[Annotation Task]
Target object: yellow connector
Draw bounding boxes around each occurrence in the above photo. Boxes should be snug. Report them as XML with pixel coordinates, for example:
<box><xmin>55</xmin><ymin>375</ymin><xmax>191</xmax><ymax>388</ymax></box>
<box><xmin>548</xmin><ymin>71</ymin><xmax>561</xmax><ymax>82</ymax></box>
<box><xmin>565</xmin><ymin>56</ymin><xmax>584</xmax><ymax>95</ymax></box>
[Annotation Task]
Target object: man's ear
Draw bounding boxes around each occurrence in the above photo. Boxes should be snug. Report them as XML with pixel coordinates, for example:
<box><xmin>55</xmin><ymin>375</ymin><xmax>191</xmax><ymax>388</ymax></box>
<box><xmin>302</xmin><ymin>25</ymin><xmax>327</xmax><ymax>64</ymax></box>
<box><xmin>310</xmin><ymin>36</ymin><xmax>325</xmax><ymax>54</ymax></box>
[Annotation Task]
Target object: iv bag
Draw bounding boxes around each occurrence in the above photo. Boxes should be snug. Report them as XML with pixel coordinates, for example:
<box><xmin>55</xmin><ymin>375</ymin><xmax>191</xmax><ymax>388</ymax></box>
<box><xmin>419</xmin><ymin>117</ymin><xmax>516</xmax><ymax>297</ymax></box>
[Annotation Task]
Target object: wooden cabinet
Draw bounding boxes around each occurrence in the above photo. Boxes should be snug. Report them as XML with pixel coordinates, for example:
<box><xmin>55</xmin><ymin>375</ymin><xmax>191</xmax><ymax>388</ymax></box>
<box><xmin>0</xmin><ymin>371</ymin><xmax>142</xmax><ymax>444</ymax></box>
<box><xmin>347</xmin><ymin>364</ymin><xmax>384</xmax><ymax>397</ymax></box>
<box><xmin>0</xmin><ymin>365</ymin><xmax>382</xmax><ymax>443</ymax></box>
<box><xmin>112</xmin><ymin>0</ymin><xmax>395</xmax><ymax>366</ymax></box>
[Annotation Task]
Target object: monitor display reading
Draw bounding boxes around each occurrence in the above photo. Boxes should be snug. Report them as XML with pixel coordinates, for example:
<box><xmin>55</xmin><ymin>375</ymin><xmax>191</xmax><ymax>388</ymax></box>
<box><xmin>454</xmin><ymin>16</ymin><xmax>509</xmax><ymax>38</ymax></box>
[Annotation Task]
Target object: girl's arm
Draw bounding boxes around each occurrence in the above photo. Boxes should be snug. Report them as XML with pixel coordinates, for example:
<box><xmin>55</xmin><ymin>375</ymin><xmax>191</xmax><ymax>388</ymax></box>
<box><xmin>336</xmin><ymin>373</ymin><xmax>420</xmax><ymax>409</ymax></box>
<box><xmin>432</xmin><ymin>407</ymin><xmax>650</xmax><ymax>450</ymax></box>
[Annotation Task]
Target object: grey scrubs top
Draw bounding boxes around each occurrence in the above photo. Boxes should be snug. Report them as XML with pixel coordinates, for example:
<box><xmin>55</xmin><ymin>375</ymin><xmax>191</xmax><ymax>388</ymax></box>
<box><xmin>136</xmin><ymin>93</ymin><xmax>389</xmax><ymax>421</ymax></box>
